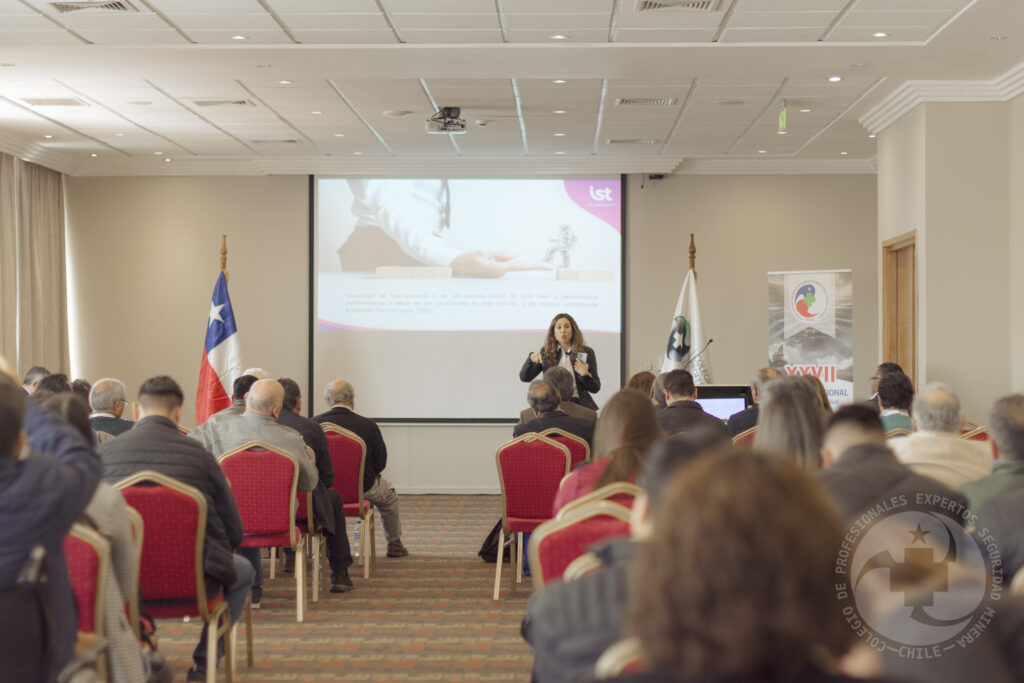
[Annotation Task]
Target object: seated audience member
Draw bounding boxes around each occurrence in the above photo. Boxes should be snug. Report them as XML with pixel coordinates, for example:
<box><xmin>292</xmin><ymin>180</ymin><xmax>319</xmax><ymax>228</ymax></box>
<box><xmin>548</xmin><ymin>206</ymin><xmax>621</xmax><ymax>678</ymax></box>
<box><xmin>890</xmin><ymin>383</ymin><xmax>991</xmax><ymax>488</ymax></box>
<box><xmin>0</xmin><ymin>361</ymin><xmax>101</xmax><ymax>674</ymax></box>
<box><xmin>656</xmin><ymin>370</ymin><xmax>729</xmax><ymax>439</ymax></box>
<box><xmin>41</xmin><ymin>393</ymin><xmax>153</xmax><ymax>683</ymax></box>
<box><xmin>513</xmin><ymin>380</ymin><xmax>595</xmax><ymax>446</ymax></box>
<box><xmin>522</xmin><ymin>428</ymin><xmax>730</xmax><ymax>682</ymax></box>
<box><xmin>312</xmin><ymin>380</ymin><xmax>408</xmax><ymax>558</ymax></box>
<box><xmin>625</xmin><ymin>371</ymin><xmax>655</xmax><ymax>397</ymax></box>
<box><xmin>753</xmin><ymin>374</ymin><xmax>825</xmax><ymax>470</ymax></box>
<box><xmin>877</xmin><ymin>372</ymin><xmax>914</xmax><ymax>434</ymax></box>
<box><xmin>552</xmin><ymin>389</ymin><xmax>661</xmax><ymax>512</ymax></box>
<box><xmin>801</xmin><ymin>372</ymin><xmax>833</xmax><ymax>418</ymax></box>
<box><xmin>650</xmin><ymin>372</ymin><xmax>668</xmax><ymax>414</ymax></box>
<box><xmin>70</xmin><ymin>378</ymin><xmax>91</xmax><ymax>404</ymax></box>
<box><xmin>963</xmin><ymin>394</ymin><xmax>1024</xmax><ymax>513</ymax></box>
<box><xmin>819</xmin><ymin>405</ymin><xmax>967</xmax><ymax>520</ymax></box>
<box><xmin>625</xmin><ymin>451</ymin><xmax>900</xmax><ymax>683</ymax></box>
<box><xmin>191</xmin><ymin>379</ymin><xmax>318</xmax><ymax>605</ymax></box>
<box><xmin>37</xmin><ymin>372</ymin><xmax>71</xmax><ymax>394</ymax></box>
<box><xmin>863</xmin><ymin>362</ymin><xmax>904</xmax><ymax>412</ymax></box>
<box><xmin>89</xmin><ymin>377</ymin><xmax>134</xmax><ymax>436</ymax></box>
<box><xmin>196</xmin><ymin>374</ymin><xmax>259</xmax><ymax>430</ymax></box>
<box><xmin>21</xmin><ymin>365</ymin><xmax>49</xmax><ymax>394</ymax></box>
<box><xmin>519</xmin><ymin>366</ymin><xmax>597</xmax><ymax>425</ymax></box>
<box><xmin>726</xmin><ymin>367</ymin><xmax>779</xmax><ymax>436</ymax></box>
<box><xmin>100</xmin><ymin>375</ymin><xmax>253</xmax><ymax>683</ymax></box>
<box><xmin>276</xmin><ymin>378</ymin><xmax>354</xmax><ymax>592</ymax></box>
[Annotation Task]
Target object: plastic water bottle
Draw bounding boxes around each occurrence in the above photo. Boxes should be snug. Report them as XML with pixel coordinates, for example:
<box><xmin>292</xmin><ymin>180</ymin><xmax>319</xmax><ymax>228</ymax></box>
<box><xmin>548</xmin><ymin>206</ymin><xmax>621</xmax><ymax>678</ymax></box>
<box><xmin>353</xmin><ymin>520</ymin><xmax>361</xmax><ymax>559</ymax></box>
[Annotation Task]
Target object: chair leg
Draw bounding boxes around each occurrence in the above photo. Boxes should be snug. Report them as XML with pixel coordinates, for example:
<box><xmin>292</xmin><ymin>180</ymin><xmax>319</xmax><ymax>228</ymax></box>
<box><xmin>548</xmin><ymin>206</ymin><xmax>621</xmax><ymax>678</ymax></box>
<box><xmin>492</xmin><ymin>528</ymin><xmax>505</xmax><ymax>601</ymax></box>
<box><xmin>206</xmin><ymin>615</ymin><xmax>218</xmax><ymax>683</ymax></box>
<box><xmin>515</xmin><ymin>532</ymin><xmax>523</xmax><ymax>587</ymax></box>
<box><xmin>295</xmin><ymin>542</ymin><xmax>306</xmax><ymax>623</ymax></box>
<box><xmin>229</xmin><ymin>623</ymin><xmax>238</xmax><ymax>682</ymax></box>
<box><xmin>244</xmin><ymin>594</ymin><xmax>254</xmax><ymax>668</ymax></box>
<box><xmin>362</xmin><ymin>513</ymin><xmax>372</xmax><ymax>579</ymax></box>
<box><xmin>321</xmin><ymin>536</ymin><xmax>330</xmax><ymax>594</ymax></box>
<box><xmin>269</xmin><ymin>547</ymin><xmax>276</xmax><ymax>580</ymax></box>
<box><xmin>222</xmin><ymin>606</ymin><xmax>235</xmax><ymax>683</ymax></box>
<box><xmin>311</xmin><ymin>533</ymin><xmax>321</xmax><ymax>603</ymax></box>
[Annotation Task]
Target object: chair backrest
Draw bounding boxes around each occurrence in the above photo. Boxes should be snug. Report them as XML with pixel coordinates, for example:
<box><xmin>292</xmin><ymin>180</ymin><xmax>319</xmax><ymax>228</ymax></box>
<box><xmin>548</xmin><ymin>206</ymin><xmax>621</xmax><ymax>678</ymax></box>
<box><xmin>528</xmin><ymin>500</ymin><xmax>631</xmax><ymax>590</ymax></box>
<box><xmin>885</xmin><ymin>428</ymin><xmax>911</xmax><ymax>439</ymax></box>
<box><xmin>177</xmin><ymin>424</ymin><xmax>192</xmax><ymax>435</ymax></box>
<box><xmin>496</xmin><ymin>434</ymin><xmax>571</xmax><ymax>533</ymax></box>
<box><xmin>0</xmin><ymin>545</ymin><xmax>53</xmax><ymax>683</ymax></box>
<box><xmin>556</xmin><ymin>482</ymin><xmax>642</xmax><ymax>520</ymax></box>
<box><xmin>115</xmin><ymin>471</ymin><xmax>214</xmax><ymax>618</ymax></box>
<box><xmin>732</xmin><ymin>425</ymin><xmax>757</xmax><ymax>446</ymax></box>
<box><xmin>594</xmin><ymin>637</ymin><xmax>646</xmax><ymax>678</ymax></box>
<box><xmin>320</xmin><ymin>423</ymin><xmax>367</xmax><ymax>512</ymax></box>
<box><xmin>961</xmin><ymin>426</ymin><xmax>990</xmax><ymax>441</ymax></box>
<box><xmin>562</xmin><ymin>552</ymin><xmax>602</xmax><ymax>581</ymax></box>
<box><xmin>124</xmin><ymin>507</ymin><xmax>143</xmax><ymax>639</ymax></box>
<box><xmin>296</xmin><ymin>446</ymin><xmax>316</xmax><ymax>525</ymax></box>
<box><xmin>63</xmin><ymin>523</ymin><xmax>110</xmax><ymax>636</ymax></box>
<box><xmin>219</xmin><ymin>441</ymin><xmax>299</xmax><ymax>545</ymax></box>
<box><xmin>541</xmin><ymin>428</ymin><xmax>590</xmax><ymax>468</ymax></box>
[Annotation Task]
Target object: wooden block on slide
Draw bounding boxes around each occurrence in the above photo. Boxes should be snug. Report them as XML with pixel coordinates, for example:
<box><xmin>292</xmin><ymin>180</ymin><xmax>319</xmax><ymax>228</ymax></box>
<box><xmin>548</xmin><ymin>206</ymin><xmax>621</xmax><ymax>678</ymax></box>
<box><xmin>556</xmin><ymin>269</ymin><xmax>614</xmax><ymax>282</ymax></box>
<box><xmin>374</xmin><ymin>266</ymin><xmax>453</xmax><ymax>279</ymax></box>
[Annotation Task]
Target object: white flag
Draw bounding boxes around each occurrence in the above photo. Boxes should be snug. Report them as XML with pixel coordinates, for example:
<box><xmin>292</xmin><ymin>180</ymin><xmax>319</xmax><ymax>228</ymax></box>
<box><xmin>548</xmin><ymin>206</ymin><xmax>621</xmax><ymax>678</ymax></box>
<box><xmin>661</xmin><ymin>269</ymin><xmax>713</xmax><ymax>384</ymax></box>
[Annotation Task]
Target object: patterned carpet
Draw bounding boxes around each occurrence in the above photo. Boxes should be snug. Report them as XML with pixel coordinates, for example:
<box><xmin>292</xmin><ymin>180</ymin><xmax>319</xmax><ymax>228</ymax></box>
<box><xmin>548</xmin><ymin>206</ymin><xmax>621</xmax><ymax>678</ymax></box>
<box><xmin>156</xmin><ymin>495</ymin><xmax>534</xmax><ymax>682</ymax></box>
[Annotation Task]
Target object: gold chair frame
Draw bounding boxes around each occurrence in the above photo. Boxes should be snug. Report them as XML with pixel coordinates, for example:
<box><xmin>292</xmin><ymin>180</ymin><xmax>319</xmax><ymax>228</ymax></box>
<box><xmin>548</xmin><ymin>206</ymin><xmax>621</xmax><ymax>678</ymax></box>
<box><xmin>67</xmin><ymin>523</ymin><xmax>111</xmax><ymax>682</ymax></box>
<box><xmin>540</xmin><ymin>427</ymin><xmax>591</xmax><ymax>462</ymax></box>
<box><xmin>320</xmin><ymin>423</ymin><xmax>377</xmax><ymax>579</ymax></box>
<box><xmin>555</xmin><ymin>482</ymin><xmax>642</xmax><ymax>520</ymax></box>
<box><xmin>527</xmin><ymin>500</ymin><xmax>631</xmax><ymax>592</ymax></box>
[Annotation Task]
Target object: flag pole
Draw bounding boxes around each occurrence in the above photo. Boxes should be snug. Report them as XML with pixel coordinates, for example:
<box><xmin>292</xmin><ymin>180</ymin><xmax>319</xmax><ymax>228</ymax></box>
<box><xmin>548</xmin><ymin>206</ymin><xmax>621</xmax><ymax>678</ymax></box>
<box><xmin>689</xmin><ymin>233</ymin><xmax>696</xmax><ymax>279</ymax></box>
<box><xmin>220</xmin><ymin>234</ymin><xmax>229</xmax><ymax>282</ymax></box>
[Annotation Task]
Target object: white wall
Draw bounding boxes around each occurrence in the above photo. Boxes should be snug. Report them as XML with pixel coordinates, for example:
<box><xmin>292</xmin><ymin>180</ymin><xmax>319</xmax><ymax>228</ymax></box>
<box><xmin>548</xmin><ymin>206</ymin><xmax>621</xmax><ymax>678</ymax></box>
<box><xmin>1011</xmin><ymin>94</ymin><xmax>1024</xmax><ymax>394</ymax></box>
<box><xmin>67</xmin><ymin>172</ymin><xmax>880</xmax><ymax>493</ymax></box>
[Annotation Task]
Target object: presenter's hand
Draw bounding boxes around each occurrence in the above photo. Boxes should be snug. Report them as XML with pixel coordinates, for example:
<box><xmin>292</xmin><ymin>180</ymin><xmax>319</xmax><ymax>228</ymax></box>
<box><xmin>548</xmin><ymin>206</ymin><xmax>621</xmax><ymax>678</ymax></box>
<box><xmin>530</xmin><ymin>352</ymin><xmax>543</xmax><ymax>364</ymax></box>
<box><xmin>573</xmin><ymin>359</ymin><xmax>590</xmax><ymax>376</ymax></box>
<box><xmin>450</xmin><ymin>251</ymin><xmax>551</xmax><ymax>278</ymax></box>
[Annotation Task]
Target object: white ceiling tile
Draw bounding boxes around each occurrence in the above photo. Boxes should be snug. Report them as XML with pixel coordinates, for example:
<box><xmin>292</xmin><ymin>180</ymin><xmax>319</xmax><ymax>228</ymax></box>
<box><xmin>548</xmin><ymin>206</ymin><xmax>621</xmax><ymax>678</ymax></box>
<box><xmin>728</xmin><ymin>11</ymin><xmax>834</xmax><ymax>29</ymax></box>
<box><xmin>172</xmin><ymin>13</ymin><xmax>280</xmax><ymax>30</ymax></box>
<box><xmin>0</xmin><ymin>2</ymin><xmax>45</xmax><ymax>15</ymax></box>
<box><xmin>264</xmin><ymin>0</ymin><xmax>381</xmax><ymax>13</ymax></box>
<box><xmin>613</xmin><ymin>28</ymin><xmax>715</xmax><ymax>42</ymax></box>
<box><xmin>80</xmin><ymin>29</ymin><xmax>188</xmax><ymax>44</ymax></box>
<box><xmin>842</xmin><ymin>9</ymin><xmax>956</xmax><ymax>27</ymax></box>
<box><xmin>735</xmin><ymin>0</ymin><xmax>848</xmax><ymax>10</ymax></box>
<box><xmin>385</xmin><ymin>0</ymin><xmax>495</xmax><ymax>11</ymax></box>
<box><xmin>0</xmin><ymin>29</ymin><xmax>81</xmax><ymax>44</ymax></box>
<box><xmin>614</xmin><ymin>9</ymin><xmax>724</xmax><ymax>30</ymax></box>
<box><xmin>504</xmin><ymin>13</ymin><xmax>609</xmax><ymax>29</ymax></box>
<box><xmin>41</xmin><ymin>13</ymin><xmax>168</xmax><ymax>30</ymax></box>
<box><xmin>186</xmin><ymin>29</ymin><xmax>293</xmax><ymax>43</ymax></box>
<box><xmin>275</xmin><ymin>13</ymin><xmax>390</xmax><ymax>29</ymax></box>
<box><xmin>402</xmin><ymin>29</ymin><xmax>504</xmax><ymax>44</ymax></box>
<box><xmin>290</xmin><ymin>29</ymin><xmax>398</xmax><ymax>43</ymax></box>
<box><xmin>853</xmin><ymin>0</ymin><xmax>969</xmax><ymax>10</ymax></box>
<box><xmin>509</xmin><ymin>28</ymin><xmax>608</xmax><ymax>42</ymax></box>
<box><xmin>825</xmin><ymin>26</ymin><xmax>935</xmax><ymax>42</ymax></box>
<box><xmin>718</xmin><ymin>26</ymin><xmax>826</xmax><ymax>42</ymax></box>
<box><xmin>502</xmin><ymin>0</ymin><xmax>613</xmax><ymax>11</ymax></box>
<box><xmin>147</xmin><ymin>0</ymin><xmax>267</xmax><ymax>14</ymax></box>
<box><xmin>392</xmin><ymin>14</ymin><xmax>499</xmax><ymax>30</ymax></box>
<box><xmin>0</xmin><ymin>15</ymin><xmax>62</xmax><ymax>29</ymax></box>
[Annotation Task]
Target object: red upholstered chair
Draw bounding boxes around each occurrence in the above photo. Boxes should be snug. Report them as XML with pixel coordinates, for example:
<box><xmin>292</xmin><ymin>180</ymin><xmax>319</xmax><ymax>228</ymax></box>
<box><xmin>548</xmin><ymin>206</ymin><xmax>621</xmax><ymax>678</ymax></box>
<box><xmin>594</xmin><ymin>638</ymin><xmax>647</xmax><ymax>678</ymax></box>
<box><xmin>116</xmin><ymin>470</ymin><xmax>251</xmax><ymax>683</ymax></box>
<box><xmin>63</xmin><ymin>523</ymin><xmax>111</xmax><ymax>680</ymax></box>
<box><xmin>320</xmin><ymin>423</ymin><xmax>376</xmax><ymax>579</ymax></box>
<box><xmin>732</xmin><ymin>425</ymin><xmax>757</xmax><ymax>446</ymax></box>
<box><xmin>562</xmin><ymin>552</ymin><xmax>602</xmax><ymax>581</ymax></box>
<box><xmin>218</xmin><ymin>441</ymin><xmax>307</xmax><ymax>622</ymax></box>
<box><xmin>555</xmin><ymin>482</ymin><xmax>641</xmax><ymax>520</ymax></box>
<box><xmin>493</xmin><ymin>434</ymin><xmax>571</xmax><ymax>600</ymax></box>
<box><xmin>528</xmin><ymin>500</ymin><xmax>632</xmax><ymax>591</ymax></box>
<box><xmin>124</xmin><ymin>506</ymin><xmax>144</xmax><ymax>640</ymax></box>
<box><xmin>272</xmin><ymin>446</ymin><xmax>327</xmax><ymax>602</ymax></box>
<box><xmin>178</xmin><ymin>424</ymin><xmax>193</xmax><ymax>435</ymax></box>
<box><xmin>961</xmin><ymin>426</ymin><xmax>990</xmax><ymax>441</ymax></box>
<box><xmin>541</xmin><ymin>428</ymin><xmax>590</xmax><ymax>468</ymax></box>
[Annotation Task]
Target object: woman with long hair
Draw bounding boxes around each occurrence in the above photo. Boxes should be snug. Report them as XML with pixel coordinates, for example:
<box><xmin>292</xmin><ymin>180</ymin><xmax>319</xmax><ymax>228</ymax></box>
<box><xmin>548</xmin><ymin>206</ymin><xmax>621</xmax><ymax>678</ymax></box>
<box><xmin>519</xmin><ymin>313</ymin><xmax>601</xmax><ymax>411</ymax></box>
<box><xmin>801</xmin><ymin>372</ymin><xmax>834</xmax><ymax>418</ymax></box>
<box><xmin>551</xmin><ymin>389</ymin><xmax>661</xmax><ymax>513</ymax></box>
<box><xmin>754</xmin><ymin>374</ymin><xmax>826</xmax><ymax>470</ymax></box>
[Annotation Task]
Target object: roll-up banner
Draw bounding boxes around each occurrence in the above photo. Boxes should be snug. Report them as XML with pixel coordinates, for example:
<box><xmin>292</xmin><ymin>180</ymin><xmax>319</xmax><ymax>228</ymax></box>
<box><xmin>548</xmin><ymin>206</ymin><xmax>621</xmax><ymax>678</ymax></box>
<box><xmin>768</xmin><ymin>270</ymin><xmax>853</xmax><ymax>408</ymax></box>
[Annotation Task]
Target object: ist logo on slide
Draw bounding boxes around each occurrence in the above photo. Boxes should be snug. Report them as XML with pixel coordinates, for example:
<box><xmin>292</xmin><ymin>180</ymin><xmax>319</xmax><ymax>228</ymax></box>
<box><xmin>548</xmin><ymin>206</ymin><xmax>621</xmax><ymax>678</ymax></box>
<box><xmin>588</xmin><ymin>185</ymin><xmax>613</xmax><ymax>202</ymax></box>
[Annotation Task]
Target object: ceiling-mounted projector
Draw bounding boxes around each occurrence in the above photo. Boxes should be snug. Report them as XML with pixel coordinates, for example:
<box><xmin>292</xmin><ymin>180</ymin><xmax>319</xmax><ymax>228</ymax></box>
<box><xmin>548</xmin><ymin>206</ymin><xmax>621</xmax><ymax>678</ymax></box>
<box><xmin>426</xmin><ymin>106</ymin><xmax>467</xmax><ymax>134</ymax></box>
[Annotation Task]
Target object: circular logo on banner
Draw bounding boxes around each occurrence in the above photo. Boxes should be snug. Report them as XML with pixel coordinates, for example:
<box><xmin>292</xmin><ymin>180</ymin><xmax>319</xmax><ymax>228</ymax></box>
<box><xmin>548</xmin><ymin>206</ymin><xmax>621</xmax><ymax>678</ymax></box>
<box><xmin>835</xmin><ymin>497</ymin><xmax>1002</xmax><ymax>659</ymax></box>
<box><xmin>792</xmin><ymin>280</ymin><xmax>829</xmax><ymax>322</ymax></box>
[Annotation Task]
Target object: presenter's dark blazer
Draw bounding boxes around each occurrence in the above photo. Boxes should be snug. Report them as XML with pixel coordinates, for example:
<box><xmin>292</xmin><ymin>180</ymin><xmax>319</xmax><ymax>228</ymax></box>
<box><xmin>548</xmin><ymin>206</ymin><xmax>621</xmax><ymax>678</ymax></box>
<box><xmin>519</xmin><ymin>345</ymin><xmax>600</xmax><ymax>411</ymax></box>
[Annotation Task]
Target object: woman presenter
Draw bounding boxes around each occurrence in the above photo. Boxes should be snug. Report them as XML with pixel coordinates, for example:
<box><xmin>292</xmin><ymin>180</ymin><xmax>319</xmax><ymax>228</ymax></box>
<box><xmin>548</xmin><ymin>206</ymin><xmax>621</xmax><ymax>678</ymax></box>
<box><xmin>519</xmin><ymin>313</ymin><xmax>601</xmax><ymax>411</ymax></box>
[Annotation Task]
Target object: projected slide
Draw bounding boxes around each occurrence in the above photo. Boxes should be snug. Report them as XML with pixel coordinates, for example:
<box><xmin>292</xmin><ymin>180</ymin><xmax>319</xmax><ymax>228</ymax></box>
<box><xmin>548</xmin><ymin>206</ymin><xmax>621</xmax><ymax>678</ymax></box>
<box><xmin>317</xmin><ymin>178</ymin><xmax>622</xmax><ymax>333</ymax></box>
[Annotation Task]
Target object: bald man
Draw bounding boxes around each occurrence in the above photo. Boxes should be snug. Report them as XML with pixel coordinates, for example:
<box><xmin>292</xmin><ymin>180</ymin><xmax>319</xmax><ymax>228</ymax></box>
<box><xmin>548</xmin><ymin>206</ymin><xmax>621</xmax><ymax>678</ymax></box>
<box><xmin>190</xmin><ymin>379</ymin><xmax>319</xmax><ymax>605</ymax></box>
<box><xmin>312</xmin><ymin>380</ymin><xmax>407</xmax><ymax>558</ymax></box>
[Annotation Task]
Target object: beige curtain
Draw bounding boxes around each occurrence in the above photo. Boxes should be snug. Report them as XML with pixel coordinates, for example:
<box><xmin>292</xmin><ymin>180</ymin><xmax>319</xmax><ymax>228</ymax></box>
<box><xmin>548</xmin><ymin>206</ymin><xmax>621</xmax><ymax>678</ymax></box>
<box><xmin>0</xmin><ymin>151</ymin><xmax>69</xmax><ymax>377</ymax></box>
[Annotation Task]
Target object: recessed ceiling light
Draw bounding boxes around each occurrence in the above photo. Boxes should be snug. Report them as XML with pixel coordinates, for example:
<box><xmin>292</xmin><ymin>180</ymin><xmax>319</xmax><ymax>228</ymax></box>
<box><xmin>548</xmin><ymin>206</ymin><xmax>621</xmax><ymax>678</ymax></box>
<box><xmin>829</xmin><ymin>76</ymin><xmax>842</xmax><ymax>82</ymax></box>
<box><xmin>552</xmin><ymin>79</ymin><xmax>567</xmax><ymax>84</ymax></box>
<box><xmin>278</xmin><ymin>80</ymin><xmax>292</xmax><ymax>85</ymax></box>
<box><xmin>873</xmin><ymin>32</ymin><xmax>888</xmax><ymax>38</ymax></box>
<box><xmin>153</xmin><ymin>151</ymin><xmax>163</xmax><ymax>155</ymax></box>
<box><xmin>989</xmin><ymin>35</ymin><xmax>1008</xmax><ymax>40</ymax></box>
<box><xmin>841</xmin><ymin>151</ymin><xmax>848</xmax><ymax>156</ymax></box>
<box><xmin>777</xmin><ymin>130</ymin><xmax>787</xmax><ymax>135</ymax></box>
<box><xmin>311</xmin><ymin>111</ymin><xmax>322</xmax><ymax>115</ymax></box>
<box><xmin>553</xmin><ymin>132</ymin><xmax>566</xmax><ymax>137</ymax></box>
<box><xmin>551</xmin><ymin>34</ymin><xmax>567</xmax><ymax>40</ymax></box>
<box><xmin>757</xmin><ymin>150</ymin><xmax>767</xmax><ymax>154</ymax></box>
<box><xmin>0</xmin><ymin>63</ymin><xmax>14</xmax><ymax>67</ymax></box>
<box><xmin>353</xmin><ymin>151</ymin><xmax>362</xmax><ymax>155</ymax></box>
<box><xmin>868</xmin><ymin>133</ymin><xmax>877</xmax><ymax>138</ymax></box>
<box><xmin>43</xmin><ymin>134</ymin><xmax>53</xmax><ymax>139</ymax></box>
<box><xmin>553</xmin><ymin>110</ymin><xmax>567</xmax><ymax>114</ymax></box>
<box><xmin>799</xmin><ymin>108</ymin><xmax>811</xmax><ymax>113</ymax></box>
<box><xmin>115</xmin><ymin>132</ymin><xmax>125</xmax><ymax>137</ymax></box>
<box><xmin>555</xmin><ymin>151</ymin><xmax>565</xmax><ymax>155</ymax></box>
<box><xmin>850</xmin><ymin>63</ymin><xmax>868</xmax><ymax>68</ymax></box>
<box><xmin>90</xmin><ymin>153</ymin><xmax>98</xmax><ymax>158</ymax></box>
<box><xmin>382</xmin><ymin>110</ymin><xmax>412</xmax><ymax>118</ymax></box>
<box><xmin>333</xmin><ymin>133</ymin><xmax>345</xmax><ymax>137</ymax></box>
<box><xmin>232</xmin><ymin>35</ymin><xmax>248</xmax><ymax>40</ymax></box>
<box><xmin>163</xmin><ymin>158</ymin><xmax>171</xmax><ymax>162</ymax></box>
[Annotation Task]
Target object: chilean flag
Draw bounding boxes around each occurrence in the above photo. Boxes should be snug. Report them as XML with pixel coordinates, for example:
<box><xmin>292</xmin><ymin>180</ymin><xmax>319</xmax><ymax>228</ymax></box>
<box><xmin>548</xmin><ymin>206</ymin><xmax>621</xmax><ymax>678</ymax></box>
<box><xmin>196</xmin><ymin>272</ymin><xmax>242</xmax><ymax>425</ymax></box>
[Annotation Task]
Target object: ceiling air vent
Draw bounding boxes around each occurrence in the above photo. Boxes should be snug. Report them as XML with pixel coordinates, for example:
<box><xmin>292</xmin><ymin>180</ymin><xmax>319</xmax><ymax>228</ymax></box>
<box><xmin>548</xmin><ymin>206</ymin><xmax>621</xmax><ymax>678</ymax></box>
<box><xmin>22</xmin><ymin>97</ymin><xmax>89</xmax><ymax>107</ymax></box>
<box><xmin>615</xmin><ymin>97</ymin><xmax>677</xmax><ymax>107</ymax></box>
<box><xmin>193</xmin><ymin>99</ymin><xmax>256</xmax><ymax>108</ymax></box>
<box><xmin>51</xmin><ymin>0</ymin><xmax>138</xmax><ymax>13</ymax></box>
<box><xmin>606</xmin><ymin>138</ymin><xmax>660</xmax><ymax>145</ymax></box>
<box><xmin>637</xmin><ymin>0</ymin><xmax>720</xmax><ymax>10</ymax></box>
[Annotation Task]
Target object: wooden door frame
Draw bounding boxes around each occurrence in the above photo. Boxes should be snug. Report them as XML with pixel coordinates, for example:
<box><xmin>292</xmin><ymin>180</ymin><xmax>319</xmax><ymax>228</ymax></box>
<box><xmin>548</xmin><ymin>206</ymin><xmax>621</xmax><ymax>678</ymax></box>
<box><xmin>882</xmin><ymin>230</ymin><xmax>918</xmax><ymax>386</ymax></box>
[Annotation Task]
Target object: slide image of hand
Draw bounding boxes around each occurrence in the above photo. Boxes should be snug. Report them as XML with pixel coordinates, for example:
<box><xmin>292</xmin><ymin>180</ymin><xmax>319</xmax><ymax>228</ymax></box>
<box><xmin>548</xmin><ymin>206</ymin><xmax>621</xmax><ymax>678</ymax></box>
<box><xmin>449</xmin><ymin>251</ymin><xmax>552</xmax><ymax>278</ymax></box>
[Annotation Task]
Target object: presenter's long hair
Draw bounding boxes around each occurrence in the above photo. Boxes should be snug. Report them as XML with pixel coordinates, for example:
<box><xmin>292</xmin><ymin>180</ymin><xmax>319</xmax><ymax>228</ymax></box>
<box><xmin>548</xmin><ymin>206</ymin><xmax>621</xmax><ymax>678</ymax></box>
<box><xmin>542</xmin><ymin>313</ymin><xmax>586</xmax><ymax>363</ymax></box>
<box><xmin>593</xmin><ymin>389</ymin><xmax>662</xmax><ymax>488</ymax></box>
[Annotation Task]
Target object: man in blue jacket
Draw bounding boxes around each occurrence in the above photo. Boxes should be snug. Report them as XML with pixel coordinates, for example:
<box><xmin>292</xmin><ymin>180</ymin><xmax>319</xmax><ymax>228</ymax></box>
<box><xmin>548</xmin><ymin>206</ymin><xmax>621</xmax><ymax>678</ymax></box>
<box><xmin>0</xmin><ymin>362</ymin><xmax>102</xmax><ymax>672</ymax></box>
